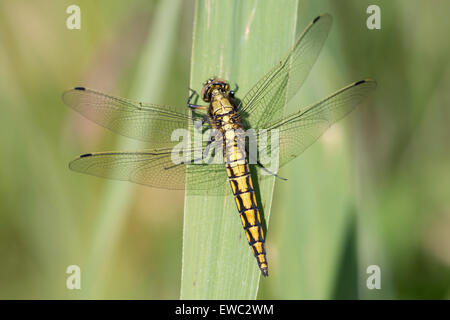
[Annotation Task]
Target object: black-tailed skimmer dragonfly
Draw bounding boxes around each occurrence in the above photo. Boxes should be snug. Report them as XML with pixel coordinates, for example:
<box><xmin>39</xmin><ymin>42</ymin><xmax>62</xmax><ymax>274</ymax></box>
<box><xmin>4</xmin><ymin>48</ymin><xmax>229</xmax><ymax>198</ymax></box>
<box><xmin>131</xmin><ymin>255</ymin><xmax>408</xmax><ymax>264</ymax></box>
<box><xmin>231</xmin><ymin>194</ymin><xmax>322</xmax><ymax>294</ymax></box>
<box><xmin>63</xmin><ymin>14</ymin><xmax>376</xmax><ymax>277</ymax></box>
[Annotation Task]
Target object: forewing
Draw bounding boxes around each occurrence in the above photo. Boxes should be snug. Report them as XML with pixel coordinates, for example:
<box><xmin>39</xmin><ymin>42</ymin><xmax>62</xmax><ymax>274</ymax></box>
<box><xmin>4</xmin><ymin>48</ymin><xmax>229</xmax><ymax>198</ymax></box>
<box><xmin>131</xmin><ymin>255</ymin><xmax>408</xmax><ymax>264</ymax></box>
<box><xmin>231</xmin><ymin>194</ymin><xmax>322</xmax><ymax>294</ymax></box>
<box><xmin>258</xmin><ymin>80</ymin><xmax>377</xmax><ymax>168</ymax></box>
<box><xmin>240</xmin><ymin>14</ymin><xmax>332</xmax><ymax>128</ymax></box>
<box><xmin>69</xmin><ymin>148</ymin><xmax>228</xmax><ymax>192</ymax></box>
<box><xmin>62</xmin><ymin>87</ymin><xmax>199</xmax><ymax>148</ymax></box>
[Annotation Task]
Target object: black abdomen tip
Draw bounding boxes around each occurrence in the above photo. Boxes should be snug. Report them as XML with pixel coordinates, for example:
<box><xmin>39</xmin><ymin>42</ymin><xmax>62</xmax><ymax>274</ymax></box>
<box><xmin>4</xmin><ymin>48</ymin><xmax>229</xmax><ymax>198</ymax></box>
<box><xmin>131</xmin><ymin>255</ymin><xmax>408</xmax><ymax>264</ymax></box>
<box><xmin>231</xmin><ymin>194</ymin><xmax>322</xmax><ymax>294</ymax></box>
<box><xmin>74</xmin><ymin>87</ymin><xmax>86</xmax><ymax>91</ymax></box>
<box><xmin>261</xmin><ymin>268</ymin><xmax>269</xmax><ymax>277</ymax></box>
<box><xmin>354</xmin><ymin>80</ymin><xmax>366</xmax><ymax>86</ymax></box>
<box><xmin>313</xmin><ymin>15</ymin><xmax>321</xmax><ymax>23</ymax></box>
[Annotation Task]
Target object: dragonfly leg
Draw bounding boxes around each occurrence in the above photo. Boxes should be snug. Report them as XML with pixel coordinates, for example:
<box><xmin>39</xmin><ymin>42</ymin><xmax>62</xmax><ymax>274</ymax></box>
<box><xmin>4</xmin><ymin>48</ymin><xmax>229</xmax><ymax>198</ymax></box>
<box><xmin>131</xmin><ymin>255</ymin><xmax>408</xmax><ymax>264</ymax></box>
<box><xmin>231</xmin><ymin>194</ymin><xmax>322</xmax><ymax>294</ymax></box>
<box><xmin>188</xmin><ymin>104</ymin><xmax>208</xmax><ymax>110</ymax></box>
<box><xmin>256</xmin><ymin>161</ymin><xmax>287</xmax><ymax>181</ymax></box>
<box><xmin>202</xmin><ymin>140</ymin><xmax>213</xmax><ymax>163</ymax></box>
<box><xmin>187</xmin><ymin>88</ymin><xmax>197</xmax><ymax>103</ymax></box>
<box><xmin>163</xmin><ymin>139</ymin><xmax>221</xmax><ymax>170</ymax></box>
<box><xmin>187</xmin><ymin>88</ymin><xmax>208</xmax><ymax>110</ymax></box>
<box><xmin>229</xmin><ymin>83</ymin><xmax>239</xmax><ymax>98</ymax></box>
<box><xmin>244</xmin><ymin>142</ymin><xmax>287</xmax><ymax>180</ymax></box>
<box><xmin>193</xmin><ymin>114</ymin><xmax>210</xmax><ymax>130</ymax></box>
<box><xmin>247</xmin><ymin>147</ymin><xmax>287</xmax><ymax>181</ymax></box>
<box><xmin>203</xmin><ymin>139</ymin><xmax>223</xmax><ymax>164</ymax></box>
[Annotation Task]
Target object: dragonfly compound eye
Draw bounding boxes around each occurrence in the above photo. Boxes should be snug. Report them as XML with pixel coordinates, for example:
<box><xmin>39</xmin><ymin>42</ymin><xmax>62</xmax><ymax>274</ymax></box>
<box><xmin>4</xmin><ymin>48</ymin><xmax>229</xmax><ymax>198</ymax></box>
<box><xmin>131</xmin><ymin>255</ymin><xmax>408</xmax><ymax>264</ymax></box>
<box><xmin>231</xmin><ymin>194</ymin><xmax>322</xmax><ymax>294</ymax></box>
<box><xmin>201</xmin><ymin>78</ymin><xmax>230</xmax><ymax>102</ymax></box>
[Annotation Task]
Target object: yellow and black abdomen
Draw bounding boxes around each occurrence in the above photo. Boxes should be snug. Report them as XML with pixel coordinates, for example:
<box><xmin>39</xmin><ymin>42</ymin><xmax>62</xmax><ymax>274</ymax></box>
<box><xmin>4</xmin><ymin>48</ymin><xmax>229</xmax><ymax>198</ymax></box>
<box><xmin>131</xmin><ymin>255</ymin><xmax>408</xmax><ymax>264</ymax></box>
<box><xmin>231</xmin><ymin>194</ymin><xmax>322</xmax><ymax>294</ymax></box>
<box><xmin>210</xmin><ymin>94</ymin><xmax>268</xmax><ymax>276</ymax></box>
<box><xmin>225</xmin><ymin>142</ymin><xmax>269</xmax><ymax>277</ymax></box>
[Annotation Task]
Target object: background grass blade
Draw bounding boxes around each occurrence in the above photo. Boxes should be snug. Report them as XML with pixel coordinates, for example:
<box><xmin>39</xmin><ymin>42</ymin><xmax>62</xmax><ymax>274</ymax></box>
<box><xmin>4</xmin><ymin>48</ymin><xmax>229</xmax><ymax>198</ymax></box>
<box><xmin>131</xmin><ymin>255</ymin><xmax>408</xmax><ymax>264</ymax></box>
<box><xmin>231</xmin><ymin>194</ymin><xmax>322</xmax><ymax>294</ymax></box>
<box><xmin>181</xmin><ymin>0</ymin><xmax>299</xmax><ymax>299</ymax></box>
<box><xmin>85</xmin><ymin>0</ymin><xmax>183</xmax><ymax>297</ymax></box>
<box><xmin>270</xmin><ymin>3</ymin><xmax>357</xmax><ymax>298</ymax></box>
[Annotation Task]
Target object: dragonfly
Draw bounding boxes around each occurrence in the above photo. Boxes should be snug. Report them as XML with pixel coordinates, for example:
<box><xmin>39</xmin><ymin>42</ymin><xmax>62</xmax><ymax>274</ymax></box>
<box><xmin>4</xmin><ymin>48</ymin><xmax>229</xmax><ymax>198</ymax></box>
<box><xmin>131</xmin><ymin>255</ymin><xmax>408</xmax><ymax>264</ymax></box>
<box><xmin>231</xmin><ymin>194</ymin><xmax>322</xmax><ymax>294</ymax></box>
<box><xmin>63</xmin><ymin>14</ymin><xmax>376</xmax><ymax>277</ymax></box>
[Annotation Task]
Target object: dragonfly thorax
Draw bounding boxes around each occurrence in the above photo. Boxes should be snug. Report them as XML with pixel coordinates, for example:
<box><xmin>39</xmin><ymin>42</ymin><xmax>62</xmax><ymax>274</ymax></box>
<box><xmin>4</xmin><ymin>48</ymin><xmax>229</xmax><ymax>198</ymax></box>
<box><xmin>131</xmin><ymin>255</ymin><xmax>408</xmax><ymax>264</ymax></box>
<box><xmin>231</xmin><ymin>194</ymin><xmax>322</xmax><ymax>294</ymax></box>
<box><xmin>209</xmin><ymin>93</ymin><xmax>236</xmax><ymax>118</ymax></box>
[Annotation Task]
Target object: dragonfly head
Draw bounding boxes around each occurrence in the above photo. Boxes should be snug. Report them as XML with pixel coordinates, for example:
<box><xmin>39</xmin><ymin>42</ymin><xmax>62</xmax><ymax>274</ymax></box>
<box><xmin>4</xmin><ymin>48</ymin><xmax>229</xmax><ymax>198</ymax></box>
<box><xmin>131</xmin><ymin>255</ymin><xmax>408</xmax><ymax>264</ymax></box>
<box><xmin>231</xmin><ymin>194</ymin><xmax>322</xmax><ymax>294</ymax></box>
<box><xmin>201</xmin><ymin>77</ymin><xmax>230</xmax><ymax>102</ymax></box>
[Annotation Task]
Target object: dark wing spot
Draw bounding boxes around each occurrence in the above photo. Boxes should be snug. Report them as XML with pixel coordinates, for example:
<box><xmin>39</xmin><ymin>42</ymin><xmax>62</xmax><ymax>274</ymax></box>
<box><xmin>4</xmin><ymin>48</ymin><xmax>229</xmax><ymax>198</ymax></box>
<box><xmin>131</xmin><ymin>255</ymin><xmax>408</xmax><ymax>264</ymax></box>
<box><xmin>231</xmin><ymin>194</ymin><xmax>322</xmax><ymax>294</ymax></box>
<box><xmin>354</xmin><ymin>80</ymin><xmax>366</xmax><ymax>86</ymax></box>
<box><xmin>313</xmin><ymin>15</ymin><xmax>321</xmax><ymax>23</ymax></box>
<box><xmin>80</xmin><ymin>153</ymin><xmax>93</xmax><ymax>158</ymax></box>
<box><xmin>74</xmin><ymin>87</ymin><xmax>86</xmax><ymax>91</ymax></box>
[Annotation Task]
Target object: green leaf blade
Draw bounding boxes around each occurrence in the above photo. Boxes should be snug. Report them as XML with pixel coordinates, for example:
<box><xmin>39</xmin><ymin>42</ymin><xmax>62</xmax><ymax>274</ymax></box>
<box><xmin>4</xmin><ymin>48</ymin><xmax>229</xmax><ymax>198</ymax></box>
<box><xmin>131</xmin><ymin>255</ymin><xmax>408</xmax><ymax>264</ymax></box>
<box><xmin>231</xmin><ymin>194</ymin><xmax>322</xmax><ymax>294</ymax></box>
<box><xmin>181</xmin><ymin>0</ymin><xmax>299</xmax><ymax>300</ymax></box>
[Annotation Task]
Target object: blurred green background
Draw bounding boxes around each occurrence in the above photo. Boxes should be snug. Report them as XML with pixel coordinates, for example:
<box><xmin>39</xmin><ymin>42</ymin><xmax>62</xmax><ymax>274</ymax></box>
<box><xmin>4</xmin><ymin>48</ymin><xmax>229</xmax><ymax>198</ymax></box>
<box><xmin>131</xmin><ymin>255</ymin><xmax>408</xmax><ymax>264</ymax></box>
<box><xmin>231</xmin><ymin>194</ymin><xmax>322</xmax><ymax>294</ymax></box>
<box><xmin>0</xmin><ymin>0</ymin><xmax>449</xmax><ymax>299</ymax></box>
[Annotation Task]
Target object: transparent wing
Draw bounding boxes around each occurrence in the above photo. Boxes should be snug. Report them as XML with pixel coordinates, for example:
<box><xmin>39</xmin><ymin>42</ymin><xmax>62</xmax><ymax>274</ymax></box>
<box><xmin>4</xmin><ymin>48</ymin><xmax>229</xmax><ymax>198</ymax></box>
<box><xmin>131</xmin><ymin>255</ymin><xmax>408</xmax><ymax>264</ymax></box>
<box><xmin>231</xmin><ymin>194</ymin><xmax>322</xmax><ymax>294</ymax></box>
<box><xmin>240</xmin><ymin>14</ymin><xmax>332</xmax><ymax>128</ymax></box>
<box><xmin>69</xmin><ymin>147</ymin><xmax>228</xmax><ymax>192</ymax></box>
<box><xmin>257</xmin><ymin>80</ymin><xmax>377</xmax><ymax>168</ymax></box>
<box><xmin>62</xmin><ymin>87</ymin><xmax>200</xmax><ymax>148</ymax></box>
